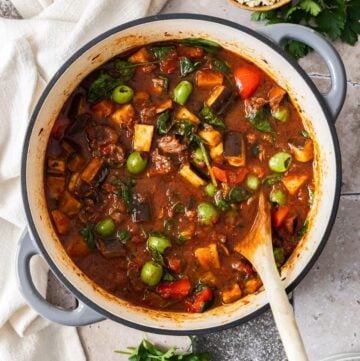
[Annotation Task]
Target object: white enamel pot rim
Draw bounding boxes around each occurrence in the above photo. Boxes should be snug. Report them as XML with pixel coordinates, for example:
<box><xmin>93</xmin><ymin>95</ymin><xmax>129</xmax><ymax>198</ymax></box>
<box><xmin>18</xmin><ymin>14</ymin><xmax>345</xmax><ymax>334</ymax></box>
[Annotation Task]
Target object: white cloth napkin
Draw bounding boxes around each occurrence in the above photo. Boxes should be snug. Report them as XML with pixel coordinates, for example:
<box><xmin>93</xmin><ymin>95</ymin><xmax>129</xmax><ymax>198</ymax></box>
<box><xmin>0</xmin><ymin>1</ymin><xmax>167</xmax><ymax>360</ymax></box>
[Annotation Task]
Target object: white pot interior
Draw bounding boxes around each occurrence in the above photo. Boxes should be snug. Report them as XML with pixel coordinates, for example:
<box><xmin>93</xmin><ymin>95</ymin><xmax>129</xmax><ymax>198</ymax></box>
<box><xmin>25</xmin><ymin>17</ymin><xmax>338</xmax><ymax>331</ymax></box>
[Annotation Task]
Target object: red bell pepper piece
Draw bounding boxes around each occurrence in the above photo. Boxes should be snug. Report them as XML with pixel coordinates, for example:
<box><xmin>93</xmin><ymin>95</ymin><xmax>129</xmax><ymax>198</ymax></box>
<box><xmin>167</xmin><ymin>257</ymin><xmax>181</xmax><ymax>273</ymax></box>
<box><xmin>234</xmin><ymin>66</ymin><xmax>262</xmax><ymax>99</ymax></box>
<box><xmin>185</xmin><ymin>286</ymin><xmax>213</xmax><ymax>313</ymax></box>
<box><xmin>212</xmin><ymin>166</ymin><xmax>228</xmax><ymax>183</ymax></box>
<box><xmin>228</xmin><ymin>168</ymin><xmax>249</xmax><ymax>185</ymax></box>
<box><xmin>272</xmin><ymin>205</ymin><xmax>290</xmax><ymax>228</ymax></box>
<box><xmin>156</xmin><ymin>279</ymin><xmax>191</xmax><ymax>299</ymax></box>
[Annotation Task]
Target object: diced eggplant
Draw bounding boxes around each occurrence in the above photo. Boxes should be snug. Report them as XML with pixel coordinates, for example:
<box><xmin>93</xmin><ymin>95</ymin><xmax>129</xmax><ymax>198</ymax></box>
<box><xmin>92</xmin><ymin>166</ymin><xmax>109</xmax><ymax>188</ymax></box>
<box><xmin>47</xmin><ymin>175</ymin><xmax>65</xmax><ymax>199</ymax></box>
<box><xmin>81</xmin><ymin>157</ymin><xmax>103</xmax><ymax>184</ymax></box>
<box><xmin>175</xmin><ymin>106</ymin><xmax>200</xmax><ymax>124</ymax></box>
<box><xmin>199</xmin><ymin>127</ymin><xmax>222</xmax><ymax>147</ymax></box>
<box><xmin>66</xmin><ymin>114</ymin><xmax>90</xmax><ymax>137</ymax></box>
<box><xmin>223</xmin><ymin>132</ymin><xmax>246</xmax><ymax>167</ymax></box>
<box><xmin>205</xmin><ymin>85</ymin><xmax>236</xmax><ymax>114</ymax></box>
<box><xmin>111</xmin><ymin>104</ymin><xmax>135</xmax><ymax>126</ymax></box>
<box><xmin>221</xmin><ymin>283</ymin><xmax>242</xmax><ymax>304</ymax></box>
<box><xmin>67</xmin><ymin>153</ymin><xmax>86</xmax><ymax>172</ymax></box>
<box><xmin>179</xmin><ymin>164</ymin><xmax>206</xmax><ymax>188</ymax></box>
<box><xmin>51</xmin><ymin>209</ymin><xmax>70</xmax><ymax>235</ymax></box>
<box><xmin>128</xmin><ymin>47</ymin><xmax>152</xmax><ymax>63</ymax></box>
<box><xmin>59</xmin><ymin>191</ymin><xmax>82</xmax><ymax>216</ymax></box>
<box><xmin>194</xmin><ymin>243</ymin><xmax>220</xmax><ymax>270</ymax></box>
<box><xmin>47</xmin><ymin>159</ymin><xmax>65</xmax><ymax>174</ymax></box>
<box><xmin>132</xmin><ymin>200</ymin><xmax>152</xmax><ymax>223</ymax></box>
<box><xmin>133</xmin><ymin>124</ymin><xmax>154</xmax><ymax>152</ymax></box>
<box><xmin>60</xmin><ymin>140</ymin><xmax>76</xmax><ymax>154</ymax></box>
<box><xmin>156</xmin><ymin>99</ymin><xmax>173</xmax><ymax>114</ymax></box>
<box><xmin>210</xmin><ymin>142</ymin><xmax>224</xmax><ymax>163</ymax></box>
<box><xmin>196</xmin><ymin>70</ymin><xmax>223</xmax><ymax>88</ymax></box>
<box><xmin>67</xmin><ymin>92</ymin><xmax>87</xmax><ymax>119</ymax></box>
<box><xmin>96</xmin><ymin>238</ymin><xmax>126</xmax><ymax>258</ymax></box>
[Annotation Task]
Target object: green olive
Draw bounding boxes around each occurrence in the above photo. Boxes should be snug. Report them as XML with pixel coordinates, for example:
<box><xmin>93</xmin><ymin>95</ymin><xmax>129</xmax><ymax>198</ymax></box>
<box><xmin>95</xmin><ymin>217</ymin><xmax>115</xmax><ymax>237</ymax></box>
<box><xmin>246</xmin><ymin>174</ymin><xmax>260</xmax><ymax>191</ymax></box>
<box><xmin>193</xmin><ymin>147</ymin><xmax>204</xmax><ymax>166</ymax></box>
<box><xmin>272</xmin><ymin>105</ymin><xmax>290</xmax><ymax>122</ymax></box>
<box><xmin>140</xmin><ymin>261</ymin><xmax>163</xmax><ymax>286</ymax></box>
<box><xmin>148</xmin><ymin>235</ymin><xmax>172</xmax><ymax>254</ymax></box>
<box><xmin>197</xmin><ymin>202</ymin><xmax>219</xmax><ymax>225</ymax></box>
<box><xmin>269</xmin><ymin>152</ymin><xmax>292</xmax><ymax>173</ymax></box>
<box><xmin>126</xmin><ymin>151</ymin><xmax>148</xmax><ymax>174</ymax></box>
<box><xmin>173</xmin><ymin>80</ymin><xmax>193</xmax><ymax>105</ymax></box>
<box><xmin>204</xmin><ymin>183</ymin><xmax>217</xmax><ymax>197</ymax></box>
<box><xmin>270</xmin><ymin>188</ymin><xmax>287</xmax><ymax>206</ymax></box>
<box><xmin>112</xmin><ymin>85</ymin><xmax>134</xmax><ymax>104</ymax></box>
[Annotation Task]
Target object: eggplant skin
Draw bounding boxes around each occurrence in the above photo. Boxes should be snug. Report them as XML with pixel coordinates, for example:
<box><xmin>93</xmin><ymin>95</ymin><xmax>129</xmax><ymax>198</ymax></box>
<box><xmin>132</xmin><ymin>200</ymin><xmax>151</xmax><ymax>222</ymax></box>
<box><xmin>223</xmin><ymin>132</ymin><xmax>244</xmax><ymax>157</ymax></box>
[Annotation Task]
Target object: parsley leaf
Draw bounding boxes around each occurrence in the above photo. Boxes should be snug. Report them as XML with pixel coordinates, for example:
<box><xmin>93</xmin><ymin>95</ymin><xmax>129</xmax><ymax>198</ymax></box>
<box><xmin>251</xmin><ymin>0</ymin><xmax>360</xmax><ymax>59</ymax></box>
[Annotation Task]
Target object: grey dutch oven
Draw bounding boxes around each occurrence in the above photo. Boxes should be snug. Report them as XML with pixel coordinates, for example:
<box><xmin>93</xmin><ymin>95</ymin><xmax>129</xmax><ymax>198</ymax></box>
<box><xmin>17</xmin><ymin>14</ymin><xmax>346</xmax><ymax>334</ymax></box>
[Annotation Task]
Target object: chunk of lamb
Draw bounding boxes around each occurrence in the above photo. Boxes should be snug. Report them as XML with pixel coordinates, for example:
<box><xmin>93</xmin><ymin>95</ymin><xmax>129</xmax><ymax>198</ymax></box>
<box><xmin>87</xmin><ymin>125</ymin><xmax>118</xmax><ymax>149</ymax></box>
<box><xmin>157</xmin><ymin>135</ymin><xmax>186</xmax><ymax>154</ymax></box>
<box><xmin>100</xmin><ymin>143</ymin><xmax>125</xmax><ymax>166</ymax></box>
<box><xmin>150</xmin><ymin>148</ymin><xmax>173</xmax><ymax>175</ymax></box>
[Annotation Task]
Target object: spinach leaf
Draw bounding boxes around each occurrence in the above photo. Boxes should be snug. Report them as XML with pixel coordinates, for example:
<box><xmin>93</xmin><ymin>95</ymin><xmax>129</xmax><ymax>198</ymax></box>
<box><xmin>212</xmin><ymin>58</ymin><xmax>231</xmax><ymax>74</ymax></box>
<box><xmin>246</xmin><ymin>107</ymin><xmax>272</xmax><ymax>133</ymax></box>
<box><xmin>112</xmin><ymin>179</ymin><xmax>134</xmax><ymax>211</ymax></box>
<box><xmin>180</xmin><ymin>38</ymin><xmax>221</xmax><ymax>53</ymax></box>
<box><xmin>156</xmin><ymin>111</ymin><xmax>172</xmax><ymax>135</ymax></box>
<box><xmin>173</xmin><ymin>120</ymin><xmax>197</xmax><ymax>139</ymax></box>
<box><xmin>87</xmin><ymin>72</ymin><xmax>122</xmax><ymax>103</ymax></box>
<box><xmin>262</xmin><ymin>173</ymin><xmax>283</xmax><ymax>186</ymax></box>
<box><xmin>200</xmin><ymin>106</ymin><xmax>226</xmax><ymax>129</ymax></box>
<box><xmin>298</xmin><ymin>219</ymin><xmax>309</xmax><ymax>238</ymax></box>
<box><xmin>80</xmin><ymin>223</ymin><xmax>96</xmax><ymax>249</ymax></box>
<box><xmin>180</xmin><ymin>57</ymin><xmax>201</xmax><ymax>77</ymax></box>
<box><xmin>116</xmin><ymin>230</ymin><xmax>131</xmax><ymax>244</ymax></box>
<box><xmin>150</xmin><ymin>46</ymin><xmax>174</xmax><ymax>60</ymax></box>
<box><xmin>114</xmin><ymin>60</ymin><xmax>136</xmax><ymax>82</ymax></box>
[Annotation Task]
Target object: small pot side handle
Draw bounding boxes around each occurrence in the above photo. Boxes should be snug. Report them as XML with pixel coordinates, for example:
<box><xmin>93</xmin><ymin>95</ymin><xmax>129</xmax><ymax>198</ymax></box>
<box><xmin>258</xmin><ymin>24</ymin><xmax>347</xmax><ymax>121</ymax></box>
<box><xmin>17</xmin><ymin>230</ymin><xmax>105</xmax><ymax>326</ymax></box>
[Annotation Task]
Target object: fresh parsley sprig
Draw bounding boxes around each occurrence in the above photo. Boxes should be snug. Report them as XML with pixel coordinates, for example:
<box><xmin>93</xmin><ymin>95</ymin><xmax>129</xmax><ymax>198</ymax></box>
<box><xmin>115</xmin><ymin>338</ymin><xmax>211</xmax><ymax>361</ymax></box>
<box><xmin>251</xmin><ymin>0</ymin><xmax>360</xmax><ymax>59</ymax></box>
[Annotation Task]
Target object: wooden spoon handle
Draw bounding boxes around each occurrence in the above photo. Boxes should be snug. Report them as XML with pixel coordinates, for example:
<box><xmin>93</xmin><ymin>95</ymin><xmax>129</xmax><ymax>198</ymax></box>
<box><xmin>254</xmin><ymin>249</ymin><xmax>309</xmax><ymax>361</ymax></box>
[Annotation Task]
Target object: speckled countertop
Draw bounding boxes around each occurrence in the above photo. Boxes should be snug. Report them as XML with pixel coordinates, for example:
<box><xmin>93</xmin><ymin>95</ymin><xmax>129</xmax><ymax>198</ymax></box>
<box><xmin>2</xmin><ymin>0</ymin><xmax>359</xmax><ymax>360</ymax></box>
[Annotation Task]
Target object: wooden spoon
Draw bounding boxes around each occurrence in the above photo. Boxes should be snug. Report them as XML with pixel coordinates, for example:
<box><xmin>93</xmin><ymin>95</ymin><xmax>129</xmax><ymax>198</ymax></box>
<box><xmin>235</xmin><ymin>192</ymin><xmax>309</xmax><ymax>361</ymax></box>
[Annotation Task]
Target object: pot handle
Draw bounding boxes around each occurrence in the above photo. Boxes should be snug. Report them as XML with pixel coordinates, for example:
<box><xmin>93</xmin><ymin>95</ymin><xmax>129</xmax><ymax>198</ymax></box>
<box><xmin>17</xmin><ymin>230</ymin><xmax>105</xmax><ymax>326</ymax></box>
<box><xmin>258</xmin><ymin>24</ymin><xmax>346</xmax><ymax>120</ymax></box>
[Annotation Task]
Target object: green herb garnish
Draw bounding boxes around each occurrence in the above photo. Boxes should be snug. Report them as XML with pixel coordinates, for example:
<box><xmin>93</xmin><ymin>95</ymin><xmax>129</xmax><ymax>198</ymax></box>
<box><xmin>80</xmin><ymin>223</ymin><xmax>96</xmax><ymax>249</ymax></box>
<box><xmin>150</xmin><ymin>46</ymin><xmax>174</xmax><ymax>60</ymax></box>
<box><xmin>246</xmin><ymin>107</ymin><xmax>272</xmax><ymax>133</ymax></box>
<box><xmin>180</xmin><ymin>38</ymin><xmax>221</xmax><ymax>53</ymax></box>
<box><xmin>87</xmin><ymin>72</ymin><xmax>122</xmax><ymax>104</ymax></box>
<box><xmin>180</xmin><ymin>57</ymin><xmax>201</xmax><ymax>77</ymax></box>
<box><xmin>200</xmin><ymin>106</ymin><xmax>226</xmax><ymax>129</ymax></box>
<box><xmin>262</xmin><ymin>173</ymin><xmax>283</xmax><ymax>186</ymax></box>
<box><xmin>116</xmin><ymin>230</ymin><xmax>131</xmax><ymax>244</ymax></box>
<box><xmin>212</xmin><ymin>58</ymin><xmax>231</xmax><ymax>74</ymax></box>
<box><xmin>156</xmin><ymin>111</ymin><xmax>173</xmax><ymax>135</ymax></box>
<box><xmin>251</xmin><ymin>0</ymin><xmax>360</xmax><ymax>59</ymax></box>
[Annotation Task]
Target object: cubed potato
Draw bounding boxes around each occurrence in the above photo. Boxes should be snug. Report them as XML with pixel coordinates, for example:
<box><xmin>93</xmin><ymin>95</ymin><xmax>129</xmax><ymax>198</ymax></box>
<box><xmin>289</xmin><ymin>139</ymin><xmax>314</xmax><ymax>163</ymax></box>
<box><xmin>199</xmin><ymin>271</ymin><xmax>218</xmax><ymax>286</ymax></box>
<box><xmin>282</xmin><ymin>174</ymin><xmax>308</xmax><ymax>195</ymax></box>
<box><xmin>81</xmin><ymin>157</ymin><xmax>103</xmax><ymax>184</ymax></box>
<box><xmin>156</xmin><ymin>99</ymin><xmax>173</xmax><ymax>114</ymax></box>
<box><xmin>59</xmin><ymin>191</ymin><xmax>82</xmax><ymax>216</ymax></box>
<box><xmin>176</xmin><ymin>106</ymin><xmax>200</xmax><ymax>124</ymax></box>
<box><xmin>195</xmin><ymin>243</ymin><xmax>220</xmax><ymax>270</ymax></box>
<box><xmin>199</xmin><ymin>127</ymin><xmax>222</xmax><ymax>147</ymax></box>
<box><xmin>133</xmin><ymin>124</ymin><xmax>154</xmax><ymax>152</ymax></box>
<box><xmin>222</xmin><ymin>283</ymin><xmax>242</xmax><ymax>304</ymax></box>
<box><xmin>128</xmin><ymin>47</ymin><xmax>152</xmax><ymax>63</ymax></box>
<box><xmin>196</xmin><ymin>70</ymin><xmax>223</xmax><ymax>88</ymax></box>
<box><xmin>179</xmin><ymin>164</ymin><xmax>206</xmax><ymax>188</ymax></box>
<box><xmin>66</xmin><ymin>234</ymin><xmax>89</xmax><ymax>258</ymax></box>
<box><xmin>68</xmin><ymin>172</ymin><xmax>81</xmax><ymax>192</ymax></box>
<box><xmin>48</xmin><ymin>159</ymin><xmax>65</xmax><ymax>174</ymax></box>
<box><xmin>111</xmin><ymin>104</ymin><xmax>135</xmax><ymax>126</ymax></box>
<box><xmin>210</xmin><ymin>142</ymin><xmax>224</xmax><ymax>163</ymax></box>
<box><xmin>245</xmin><ymin>278</ymin><xmax>262</xmax><ymax>294</ymax></box>
<box><xmin>91</xmin><ymin>99</ymin><xmax>114</xmax><ymax>118</ymax></box>
<box><xmin>47</xmin><ymin>176</ymin><xmax>65</xmax><ymax>199</ymax></box>
<box><xmin>51</xmin><ymin>209</ymin><xmax>70</xmax><ymax>235</ymax></box>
